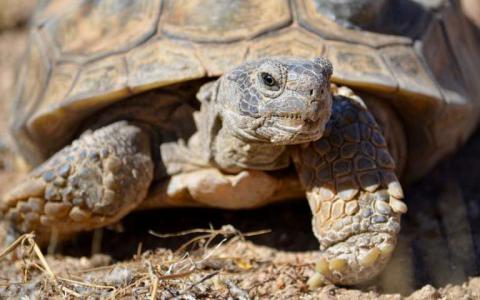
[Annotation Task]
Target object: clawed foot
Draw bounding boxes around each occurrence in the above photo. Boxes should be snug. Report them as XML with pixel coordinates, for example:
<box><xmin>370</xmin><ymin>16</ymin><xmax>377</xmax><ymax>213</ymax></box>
<box><xmin>293</xmin><ymin>95</ymin><xmax>409</xmax><ymax>286</ymax></box>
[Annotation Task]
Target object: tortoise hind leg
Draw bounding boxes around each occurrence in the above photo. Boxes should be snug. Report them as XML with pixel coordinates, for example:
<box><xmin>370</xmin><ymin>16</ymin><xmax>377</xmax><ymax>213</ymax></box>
<box><xmin>0</xmin><ymin>121</ymin><xmax>154</xmax><ymax>241</ymax></box>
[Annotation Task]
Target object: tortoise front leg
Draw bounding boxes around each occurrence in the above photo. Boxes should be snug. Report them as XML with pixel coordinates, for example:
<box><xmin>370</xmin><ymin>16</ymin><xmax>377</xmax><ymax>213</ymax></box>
<box><xmin>0</xmin><ymin>121</ymin><xmax>154</xmax><ymax>242</ymax></box>
<box><xmin>292</xmin><ymin>96</ymin><xmax>407</xmax><ymax>285</ymax></box>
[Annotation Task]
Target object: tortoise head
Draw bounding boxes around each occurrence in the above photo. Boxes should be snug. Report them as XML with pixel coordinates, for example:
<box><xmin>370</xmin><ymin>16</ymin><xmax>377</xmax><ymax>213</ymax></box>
<box><xmin>208</xmin><ymin>57</ymin><xmax>333</xmax><ymax>145</ymax></box>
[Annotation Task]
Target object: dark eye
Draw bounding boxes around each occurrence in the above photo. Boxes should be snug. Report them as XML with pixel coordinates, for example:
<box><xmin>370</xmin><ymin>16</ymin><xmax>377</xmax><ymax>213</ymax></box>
<box><xmin>260</xmin><ymin>72</ymin><xmax>276</xmax><ymax>87</ymax></box>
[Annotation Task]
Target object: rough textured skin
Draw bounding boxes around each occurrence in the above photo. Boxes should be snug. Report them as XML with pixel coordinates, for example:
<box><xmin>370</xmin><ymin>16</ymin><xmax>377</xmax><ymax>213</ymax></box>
<box><xmin>1</xmin><ymin>121</ymin><xmax>153</xmax><ymax>239</ymax></box>
<box><xmin>292</xmin><ymin>95</ymin><xmax>406</xmax><ymax>284</ymax></box>
<box><xmin>3</xmin><ymin>0</ymin><xmax>480</xmax><ymax>288</ymax></box>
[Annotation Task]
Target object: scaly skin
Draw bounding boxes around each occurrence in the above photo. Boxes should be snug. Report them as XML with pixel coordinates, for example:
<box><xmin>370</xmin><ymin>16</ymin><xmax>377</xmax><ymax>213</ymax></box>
<box><xmin>292</xmin><ymin>96</ymin><xmax>406</xmax><ymax>285</ymax></box>
<box><xmin>0</xmin><ymin>121</ymin><xmax>153</xmax><ymax>242</ymax></box>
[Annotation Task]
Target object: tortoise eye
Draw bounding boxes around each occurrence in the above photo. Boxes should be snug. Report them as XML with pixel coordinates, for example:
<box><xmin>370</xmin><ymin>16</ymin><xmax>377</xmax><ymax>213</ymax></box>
<box><xmin>260</xmin><ymin>72</ymin><xmax>276</xmax><ymax>87</ymax></box>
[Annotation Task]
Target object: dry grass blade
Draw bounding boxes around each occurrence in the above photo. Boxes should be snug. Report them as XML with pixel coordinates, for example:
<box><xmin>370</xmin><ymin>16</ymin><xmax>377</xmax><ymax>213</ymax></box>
<box><xmin>0</xmin><ymin>233</ymin><xmax>56</xmax><ymax>283</ymax></box>
<box><xmin>197</xmin><ymin>237</ymin><xmax>228</xmax><ymax>264</ymax></box>
<box><xmin>0</xmin><ymin>232</ymin><xmax>35</xmax><ymax>261</ymax></box>
<box><xmin>0</xmin><ymin>225</ymin><xmax>288</xmax><ymax>298</ymax></box>
<box><xmin>150</xmin><ymin>225</ymin><xmax>271</xmax><ymax>255</ymax></box>
<box><xmin>62</xmin><ymin>286</ymin><xmax>81</xmax><ymax>297</ymax></box>
<box><xmin>57</xmin><ymin>276</ymin><xmax>115</xmax><ymax>290</ymax></box>
<box><xmin>149</xmin><ymin>228</ymin><xmax>222</xmax><ymax>238</ymax></box>
<box><xmin>146</xmin><ymin>260</ymin><xmax>158</xmax><ymax>300</ymax></box>
<box><xmin>150</xmin><ymin>276</ymin><xmax>158</xmax><ymax>300</ymax></box>
<box><xmin>146</xmin><ymin>224</ymin><xmax>272</xmax><ymax>284</ymax></box>
<box><xmin>150</xmin><ymin>225</ymin><xmax>270</xmax><ymax>240</ymax></box>
<box><xmin>107</xmin><ymin>275</ymin><xmax>149</xmax><ymax>300</ymax></box>
<box><xmin>157</xmin><ymin>271</ymin><xmax>194</xmax><ymax>280</ymax></box>
<box><xmin>181</xmin><ymin>270</ymin><xmax>219</xmax><ymax>293</ymax></box>
<box><xmin>0</xmin><ymin>232</ymin><xmax>118</xmax><ymax>297</ymax></box>
<box><xmin>75</xmin><ymin>264</ymin><xmax>115</xmax><ymax>274</ymax></box>
<box><xmin>31</xmin><ymin>239</ymin><xmax>56</xmax><ymax>282</ymax></box>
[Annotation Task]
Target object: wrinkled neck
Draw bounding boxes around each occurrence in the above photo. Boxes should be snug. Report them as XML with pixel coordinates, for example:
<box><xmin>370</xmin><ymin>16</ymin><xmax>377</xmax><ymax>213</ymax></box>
<box><xmin>211</xmin><ymin>126</ymin><xmax>290</xmax><ymax>173</ymax></box>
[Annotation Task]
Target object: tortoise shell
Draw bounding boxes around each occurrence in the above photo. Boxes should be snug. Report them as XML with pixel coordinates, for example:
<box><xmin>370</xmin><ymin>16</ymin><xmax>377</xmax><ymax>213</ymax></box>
<box><xmin>12</xmin><ymin>0</ymin><xmax>480</xmax><ymax>180</ymax></box>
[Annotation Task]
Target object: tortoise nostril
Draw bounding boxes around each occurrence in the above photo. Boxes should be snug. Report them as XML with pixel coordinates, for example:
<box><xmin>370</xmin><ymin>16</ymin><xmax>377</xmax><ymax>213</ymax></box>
<box><xmin>310</xmin><ymin>89</ymin><xmax>314</xmax><ymax>96</ymax></box>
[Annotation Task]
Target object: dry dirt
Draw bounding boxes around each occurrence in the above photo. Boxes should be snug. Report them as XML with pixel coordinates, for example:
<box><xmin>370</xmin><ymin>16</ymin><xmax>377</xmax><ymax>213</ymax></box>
<box><xmin>1</xmin><ymin>230</ymin><xmax>480</xmax><ymax>299</ymax></box>
<box><xmin>0</xmin><ymin>4</ymin><xmax>480</xmax><ymax>299</ymax></box>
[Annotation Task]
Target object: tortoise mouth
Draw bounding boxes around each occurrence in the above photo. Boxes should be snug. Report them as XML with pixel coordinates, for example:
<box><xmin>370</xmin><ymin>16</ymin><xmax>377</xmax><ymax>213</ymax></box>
<box><xmin>257</xmin><ymin>114</ymin><xmax>325</xmax><ymax>144</ymax></box>
<box><xmin>223</xmin><ymin>109</ymin><xmax>325</xmax><ymax>144</ymax></box>
<box><xmin>272</xmin><ymin>115</ymin><xmax>321</xmax><ymax>133</ymax></box>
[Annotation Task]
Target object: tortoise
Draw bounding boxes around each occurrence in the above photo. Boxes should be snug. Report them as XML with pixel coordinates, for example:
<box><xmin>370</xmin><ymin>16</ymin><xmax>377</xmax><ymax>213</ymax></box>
<box><xmin>1</xmin><ymin>0</ymin><xmax>480</xmax><ymax>286</ymax></box>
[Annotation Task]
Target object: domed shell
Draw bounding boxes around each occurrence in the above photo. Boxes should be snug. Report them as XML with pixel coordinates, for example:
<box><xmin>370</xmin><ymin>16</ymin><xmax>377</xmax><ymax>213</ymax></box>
<box><xmin>13</xmin><ymin>0</ymin><xmax>480</xmax><ymax>179</ymax></box>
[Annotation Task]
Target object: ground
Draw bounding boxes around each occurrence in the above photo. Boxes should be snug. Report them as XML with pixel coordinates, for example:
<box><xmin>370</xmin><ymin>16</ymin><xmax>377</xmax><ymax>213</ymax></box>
<box><xmin>0</xmin><ymin>3</ymin><xmax>480</xmax><ymax>299</ymax></box>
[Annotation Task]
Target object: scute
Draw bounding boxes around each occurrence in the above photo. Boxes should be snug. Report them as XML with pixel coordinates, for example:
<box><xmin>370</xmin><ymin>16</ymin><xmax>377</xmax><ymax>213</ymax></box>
<box><xmin>381</xmin><ymin>46</ymin><xmax>442</xmax><ymax>102</ymax></box>
<box><xmin>25</xmin><ymin>37</ymin><xmax>207</xmax><ymax>161</ymax></box>
<box><xmin>325</xmin><ymin>41</ymin><xmax>397</xmax><ymax>93</ymax></box>
<box><xmin>195</xmin><ymin>43</ymin><xmax>248</xmax><ymax>77</ymax></box>
<box><xmin>126</xmin><ymin>39</ymin><xmax>206</xmax><ymax>93</ymax></box>
<box><xmin>28</xmin><ymin>55</ymin><xmax>129</xmax><ymax>160</ymax></box>
<box><xmin>160</xmin><ymin>0</ymin><xmax>292</xmax><ymax>42</ymax></box>
<box><xmin>248</xmin><ymin>28</ymin><xmax>325</xmax><ymax>61</ymax></box>
<box><xmin>12</xmin><ymin>32</ymin><xmax>50</xmax><ymax>128</ymax></box>
<box><xmin>379</xmin><ymin>46</ymin><xmax>443</xmax><ymax>175</ymax></box>
<box><xmin>39</xmin><ymin>0</ymin><xmax>161</xmax><ymax>63</ymax></box>
<box><xmin>11</xmin><ymin>31</ymin><xmax>51</xmax><ymax>165</ymax></box>
<box><xmin>294</xmin><ymin>0</ymin><xmax>411</xmax><ymax>48</ymax></box>
<box><xmin>39</xmin><ymin>63</ymin><xmax>79</xmax><ymax>111</ymax></box>
<box><xmin>27</xmin><ymin>62</ymin><xmax>80</xmax><ymax>145</ymax></box>
<box><xmin>67</xmin><ymin>55</ymin><xmax>129</xmax><ymax>104</ymax></box>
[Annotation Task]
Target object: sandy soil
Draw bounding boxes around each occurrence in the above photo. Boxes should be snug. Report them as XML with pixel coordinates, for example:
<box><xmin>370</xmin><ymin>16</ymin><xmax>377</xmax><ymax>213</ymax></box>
<box><xmin>0</xmin><ymin>5</ymin><xmax>480</xmax><ymax>299</ymax></box>
<box><xmin>1</xmin><ymin>232</ymin><xmax>480</xmax><ymax>299</ymax></box>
